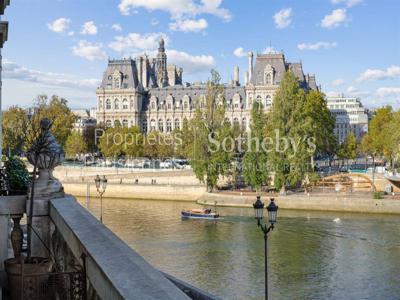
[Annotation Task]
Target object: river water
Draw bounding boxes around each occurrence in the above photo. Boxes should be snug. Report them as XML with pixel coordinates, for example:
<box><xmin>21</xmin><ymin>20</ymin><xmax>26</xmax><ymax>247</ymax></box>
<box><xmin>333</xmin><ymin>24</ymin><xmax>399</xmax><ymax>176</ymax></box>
<box><xmin>77</xmin><ymin>197</ymin><xmax>400</xmax><ymax>300</ymax></box>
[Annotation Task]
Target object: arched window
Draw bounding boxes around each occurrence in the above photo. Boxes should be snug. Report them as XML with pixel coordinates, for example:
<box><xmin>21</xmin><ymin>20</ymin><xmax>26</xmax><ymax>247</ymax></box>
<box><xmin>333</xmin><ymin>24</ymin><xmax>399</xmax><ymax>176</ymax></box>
<box><xmin>151</xmin><ymin>102</ymin><xmax>156</xmax><ymax>110</ymax></box>
<box><xmin>105</xmin><ymin>120</ymin><xmax>112</xmax><ymax>127</ymax></box>
<box><xmin>184</xmin><ymin>102</ymin><xmax>188</xmax><ymax>110</ymax></box>
<box><xmin>174</xmin><ymin>118</ymin><xmax>180</xmax><ymax>130</ymax></box>
<box><xmin>167</xmin><ymin>103</ymin><xmax>172</xmax><ymax>110</ymax></box>
<box><xmin>114</xmin><ymin>79</ymin><xmax>120</xmax><ymax>89</ymax></box>
<box><xmin>233</xmin><ymin>117</ymin><xmax>239</xmax><ymax>127</ymax></box>
<box><xmin>265</xmin><ymin>95</ymin><xmax>272</xmax><ymax>107</ymax></box>
<box><xmin>106</xmin><ymin>99</ymin><xmax>111</xmax><ymax>110</ymax></box>
<box><xmin>265</xmin><ymin>73</ymin><xmax>272</xmax><ymax>85</ymax></box>
<box><xmin>114</xmin><ymin>120</ymin><xmax>121</xmax><ymax>127</ymax></box>
<box><xmin>123</xmin><ymin>99</ymin><xmax>128</xmax><ymax>110</ymax></box>
<box><xmin>114</xmin><ymin>99</ymin><xmax>120</xmax><ymax>110</ymax></box>
<box><xmin>99</xmin><ymin>99</ymin><xmax>103</xmax><ymax>108</ymax></box>
<box><xmin>166</xmin><ymin>119</ymin><xmax>172</xmax><ymax>132</ymax></box>
<box><xmin>122</xmin><ymin>119</ymin><xmax>128</xmax><ymax>127</ymax></box>
<box><xmin>256</xmin><ymin>95</ymin><xmax>262</xmax><ymax>103</ymax></box>
<box><xmin>150</xmin><ymin>119</ymin><xmax>156</xmax><ymax>131</ymax></box>
<box><xmin>158</xmin><ymin>119</ymin><xmax>164</xmax><ymax>132</ymax></box>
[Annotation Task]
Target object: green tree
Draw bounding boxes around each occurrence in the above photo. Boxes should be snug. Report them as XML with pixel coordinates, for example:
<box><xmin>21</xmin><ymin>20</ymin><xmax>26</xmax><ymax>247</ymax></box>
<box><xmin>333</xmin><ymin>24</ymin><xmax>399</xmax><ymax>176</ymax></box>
<box><xmin>338</xmin><ymin>132</ymin><xmax>357</xmax><ymax>167</ymax></box>
<box><xmin>242</xmin><ymin>101</ymin><xmax>269</xmax><ymax>191</ymax></box>
<box><xmin>65</xmin><ymin>131</ymin><xmax>87</xmax><ymax>158</ymax></box>
<box><xmin>98</xmin><ymin>126</ymin><xmax>125</xmax><ymax>158</ymax></box>
<box><xmin>361</xmin><ymin>106</ymin><xmax>394</xmax><ymax>166</ymax></box>
<box><xmin>31</xmin><ymin>94</ymin><xmax>76</xmax><ymax>148</ymax></box>
<box><xmin>2</xmin><ymin>106</ymin><xmax>29</xmax><ymax>155</ymax></box>
<box><xmin>267</xmin><ymin>71</ymin><xmax>312</xmax><ymax>192</ymax></box>
<box><xmin>188</xmin><ymin>70</ymin><xmax>234</xmax><ymax>191</ymax></box>
<box><xmin>304</xmin><ymin>90</ymin><xmax>337</xmax><ymax>161</ymax></box>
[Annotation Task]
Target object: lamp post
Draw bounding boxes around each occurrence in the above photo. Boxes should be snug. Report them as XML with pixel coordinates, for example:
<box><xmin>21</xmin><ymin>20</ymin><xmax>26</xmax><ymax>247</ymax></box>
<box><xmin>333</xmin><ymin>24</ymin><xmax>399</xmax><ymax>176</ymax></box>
<box><xmin>253</xmin><ymin>196</ymin><xmax>278</xmax><ymax>300</ymax></box>
<box><xmin>94</xmin><ymin>175</ymin><xmax>107</xmax><ymax>223</ymax></box>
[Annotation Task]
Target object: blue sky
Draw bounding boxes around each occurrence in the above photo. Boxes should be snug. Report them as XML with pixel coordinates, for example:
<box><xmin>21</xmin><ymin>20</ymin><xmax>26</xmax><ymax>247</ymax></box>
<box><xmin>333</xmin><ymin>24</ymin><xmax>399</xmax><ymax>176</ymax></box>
<box><xmin>2</xmin><ymin>0</ymin><xmax>400</xmax><ymax>109</ymax></box>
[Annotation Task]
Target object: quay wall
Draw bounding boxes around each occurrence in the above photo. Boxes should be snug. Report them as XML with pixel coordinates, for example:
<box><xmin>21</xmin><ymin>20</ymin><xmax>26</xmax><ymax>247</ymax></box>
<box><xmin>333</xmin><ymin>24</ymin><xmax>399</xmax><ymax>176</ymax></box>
<box><xmin>199</xmin><ymin>192</ymin><xmax>400</xmax><ymax>214</ymax></box>
<box><xmin>63</xmin><ymin>182</ymin><xmax>206</xmax><ymax>201</ymax></box>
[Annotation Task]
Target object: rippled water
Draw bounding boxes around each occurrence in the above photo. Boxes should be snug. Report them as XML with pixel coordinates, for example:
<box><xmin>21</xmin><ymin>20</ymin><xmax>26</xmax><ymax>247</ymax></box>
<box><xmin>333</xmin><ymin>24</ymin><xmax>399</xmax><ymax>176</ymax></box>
<box><xmin>77</xmin><ymin>197</ymin><xmax>400</xmax><ymax>300</ymax></box>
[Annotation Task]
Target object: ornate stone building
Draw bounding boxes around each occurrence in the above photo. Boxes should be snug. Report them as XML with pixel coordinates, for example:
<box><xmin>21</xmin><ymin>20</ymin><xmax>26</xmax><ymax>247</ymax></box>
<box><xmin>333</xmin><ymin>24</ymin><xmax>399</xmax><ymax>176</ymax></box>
<box><xmin>96</xmin><ymin>39</ymin><xmax>318</xmax><ymax>133</ymax></box>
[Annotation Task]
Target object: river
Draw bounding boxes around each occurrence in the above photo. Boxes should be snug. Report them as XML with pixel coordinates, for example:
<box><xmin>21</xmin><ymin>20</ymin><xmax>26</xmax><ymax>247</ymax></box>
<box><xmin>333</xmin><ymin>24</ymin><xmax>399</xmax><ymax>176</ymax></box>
<box><xmin>77</xmin><ymin>197</ymin><xmax>400</xmax><ymax>300</ymax></box>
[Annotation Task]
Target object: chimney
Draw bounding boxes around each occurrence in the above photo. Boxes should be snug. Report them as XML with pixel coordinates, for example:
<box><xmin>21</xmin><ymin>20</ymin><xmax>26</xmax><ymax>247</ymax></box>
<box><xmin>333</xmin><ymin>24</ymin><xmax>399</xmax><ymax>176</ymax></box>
<box><xmin>234</xmin><ymin>66</ymin><xmax>239</xmax><ymax>85</ymax></box>
<box><xmin>244</xmin><ymin>71</ymin><xmax>249</xmax><ymax>85</ymax></box>
<box><xmin>248</xmin><ymin>52</ymin><xmax>254</xmax><ymax>82</ymax></box>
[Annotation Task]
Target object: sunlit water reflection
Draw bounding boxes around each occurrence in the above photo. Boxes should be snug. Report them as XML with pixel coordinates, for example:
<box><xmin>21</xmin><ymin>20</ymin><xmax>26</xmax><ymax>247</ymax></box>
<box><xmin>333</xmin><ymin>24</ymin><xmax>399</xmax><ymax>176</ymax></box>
<box><xmin>77</xmin><ymin>197</ymin><xmax>400</xmax><ymax>300</ymax></box>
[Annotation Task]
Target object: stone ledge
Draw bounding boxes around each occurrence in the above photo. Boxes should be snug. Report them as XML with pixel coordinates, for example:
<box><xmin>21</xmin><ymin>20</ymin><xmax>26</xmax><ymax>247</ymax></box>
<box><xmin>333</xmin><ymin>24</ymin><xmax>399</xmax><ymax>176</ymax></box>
<box><xmin>0</xmin><ymin>195</ymin><xmax>26</xmax><ymax>215</ymax></box>
<box><xmin>49</xmin><ymin>196</ymin><xmax>190</xmax><ymax>300</ymax></box>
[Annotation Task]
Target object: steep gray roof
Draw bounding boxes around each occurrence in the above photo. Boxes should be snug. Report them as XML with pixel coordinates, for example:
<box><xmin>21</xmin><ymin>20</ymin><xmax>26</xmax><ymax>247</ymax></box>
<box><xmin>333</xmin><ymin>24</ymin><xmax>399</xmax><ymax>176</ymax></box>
<box><xmin>251</xmin><ymin>53</ymin><xmax>287</xmax><ymax>85</ymax></box>
<box><xmin>100</xmin><ymin>59</ymin><xmax>139</xmax><ymax>89</ymax></box>
<box><xmin>250</xmin><ymin>53</ymin><xmax>316</xmax><ymax>90</ymax></box>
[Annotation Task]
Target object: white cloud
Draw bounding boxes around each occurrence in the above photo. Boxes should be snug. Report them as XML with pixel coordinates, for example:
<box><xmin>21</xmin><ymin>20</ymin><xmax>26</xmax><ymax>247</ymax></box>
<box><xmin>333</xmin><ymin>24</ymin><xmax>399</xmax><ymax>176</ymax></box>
<box><xmin>233</xmin><ymin>47</ymin><xmax>247</xmax><ymax>57</ymax></box>
<box><xmin>357</xmin><ymin>65</ymin><xmax>400</xmax><ymax>82</ymax></box>
<box><xmin>112</xmin><ymin>24</ymin><xmax>123</xmax><ymax>32</ymax></box>
<box><xmin>81</xmin><ymin>21</ymin><xmax>98</xmax><ymax>35</ymax></box>
<box><xmin>331</xmin><ymin>0</ymin><xmax>363</xmax><ymax>8</ymax></box>
<box><xmin>109</xmin><ymin>32</ymin><xmax>168</xmax><ymax>54</ymax></box>
<box><xmin>72</xmin><ymin>40</ymin><xmax>107</xmax><ymax>61</ymax></box>
<box><xmin>169</xmin><ymin>18</ymin><xmax>208</xmax><ymax>32</ymax></box>
<box><xmin>376</xmin><ymin>87</ymin><xmax>400</xmax><ymax>97</ymax></box>
<box><xmin>298</xmin><ymin>41</ymin><xmax>337</xmax><ymax>50</ymax></box>
<box><xmin>118</xmin><ymin>0</ymin><xmax>231</xmax><ymax>21</ymax></box>
<box><xmin>321</xmin><ymin>9</ymin><xmax>348</xmax><ymax>28</ymax></box>
<box><xmin>47</xmin><ymin>17</ymin><xmax>70</xmax><ymax>34</ymax></box>
<box><xmin>3</xmin><ymin>59</ymin><xmax>100</xmax><ymax>90</ymax></box>
<box><xmin>166</xmin><ymin>49</ymin><xmax>215</xmax><ymax>74</ymax></box>
<box><xmin>151</xmin><ymin>19</ymin><xmax>159</xmax><ymax>26</ymax></box>
<box><xmin>331</xmin><ymin>78</ymin><xmax>345</xmax><ymax>86</ymax></box>
<box><xmin>273</xmin><ymin>8</ymin><xmax>293</xmax><ymax>29</ymax></box>
<box><xmin>347</xmin><ymin>85</ymin><xmax>369</xmax><ymax>97</ymax></box>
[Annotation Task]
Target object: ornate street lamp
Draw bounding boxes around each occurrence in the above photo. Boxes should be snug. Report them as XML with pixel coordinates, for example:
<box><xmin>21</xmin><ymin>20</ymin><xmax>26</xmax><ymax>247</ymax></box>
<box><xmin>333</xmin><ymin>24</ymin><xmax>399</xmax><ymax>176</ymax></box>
<box><xmin>94</xmin><ymin>175</ymin><xmax>107</xmax><ymax>223</ymax></box>
<box><xmin>253</xmin><ymin>196</ymin><xmax>278</xmax><ymax>300</ymax></box>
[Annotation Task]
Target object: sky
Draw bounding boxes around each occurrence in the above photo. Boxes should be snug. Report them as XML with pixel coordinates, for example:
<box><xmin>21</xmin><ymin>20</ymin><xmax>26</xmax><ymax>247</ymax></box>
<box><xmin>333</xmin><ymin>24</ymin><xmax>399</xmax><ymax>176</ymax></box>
<box><xmin>2</xmin><ymin>0</ymin><xmax>400</xmax><ymax>109</ymax></box>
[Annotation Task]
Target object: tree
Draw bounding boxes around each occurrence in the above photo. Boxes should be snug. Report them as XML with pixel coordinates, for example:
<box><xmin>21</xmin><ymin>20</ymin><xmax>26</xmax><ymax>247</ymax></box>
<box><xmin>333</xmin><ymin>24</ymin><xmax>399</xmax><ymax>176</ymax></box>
<box><xmin>188</xmin><ymin>70</ymin><xmax>234</xmax><ymax>191</ymax></box>
<box><xmin>65</xmin><ymin>131</ymin><xmax>87</xmax><ymax>158</ymax></box>
<box><xmin>98</xmin><ymin>126</ymin><xmax>126</xmax><ymax>158</ymax></box>
<box><xmin>2</xmin><ymin>106</ymin><xmax>29</xmax><ymax>155</ymax></box>
<box><xmin>338</xmin><ymin>132</ymin><xmax>357</xmax><ymax>167</ymax></box>
<box><xmin>361</xmin><ymin>106</ymin><xmax>394</xmax><ymax>166</ymax></box>
<box><xmin>31</xmin><ymin>95</ymin><xmax>76</xmax><ymax>148</ymax></box>
<box><xmin>243</xmin><ymin>101</ymin><xmax>269</xmax><ymax>191</ymax></box>
<box><xmin>303</xmin><ymin>90</ymin><xmax>337</xmax><ymax>161</ymax></box>
<box><xmin>267</xmin><ymin>71</ymin><xmax>312</xmax><ymax>192</ymax></box>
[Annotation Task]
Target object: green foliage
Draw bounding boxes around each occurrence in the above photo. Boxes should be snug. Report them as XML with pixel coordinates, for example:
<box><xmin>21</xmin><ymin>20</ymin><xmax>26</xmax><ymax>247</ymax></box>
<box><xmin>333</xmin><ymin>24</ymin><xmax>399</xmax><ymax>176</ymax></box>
<box><xmin>65</xmin><ymin>131</ymin><xmax>87</xmax><ymax>158</ymax></box>
<box><xmin>373</xmin><ymin>191</ymin><xmax>383</xmax><ymax>199</ymax></box>
<box><xmin>267</xmin><ymin>71</ymin><xmax>313</xmax><ymax>191</ymax></box>
<box><xmin>338</xmin><ymin>132</ymin><xmax>357</xmax><ymax>162</ymax></box>
<box><xmin>31</xmin><ymin>95</ymin><xmax>76</xmax><ymax>148</ymax></box>
<box><xmin>243</xmin><ymin>101</ymin><xmax>269</xmax><ymax>190</ymax></box>
<box><xmin>303</xmin><ymin>90</ymin><xmax>337</xmax><ymax>156</ymax></box>
<box><xmin>2</xmin><ymin>106</ymin><xmax>29</xmax><ymax>156</ymax></box>
<box><xmin>4</xmin><ymin>156</ymin><xmax>30</xmax><ymax>194</ymax></box>
<box><xmin>186</xmin><ymin>70</ymin><xmax>234</xmax><ymax>191</ymax></box>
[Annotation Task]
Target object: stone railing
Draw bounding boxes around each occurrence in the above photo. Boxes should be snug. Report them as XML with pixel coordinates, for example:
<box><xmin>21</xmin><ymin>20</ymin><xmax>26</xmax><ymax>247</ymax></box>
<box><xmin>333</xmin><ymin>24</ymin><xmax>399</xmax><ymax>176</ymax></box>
<box><xmin>49</xmin><ymin>196</ymin><xmax>190</xmax><ymax>299</ymax></box>
<box><xmin>0</xmin><ymin>194</ymin><xmax>221</xmax><ymax>299</ymax></box>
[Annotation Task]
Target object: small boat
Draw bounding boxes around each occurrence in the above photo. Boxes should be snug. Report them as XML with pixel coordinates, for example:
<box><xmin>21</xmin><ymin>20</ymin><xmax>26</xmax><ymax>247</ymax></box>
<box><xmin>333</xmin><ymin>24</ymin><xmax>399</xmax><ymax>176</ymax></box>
<box><xmin>181</xmin><ymin>208</ymin><xmax>220</xmax><ymax>220</ymax></box>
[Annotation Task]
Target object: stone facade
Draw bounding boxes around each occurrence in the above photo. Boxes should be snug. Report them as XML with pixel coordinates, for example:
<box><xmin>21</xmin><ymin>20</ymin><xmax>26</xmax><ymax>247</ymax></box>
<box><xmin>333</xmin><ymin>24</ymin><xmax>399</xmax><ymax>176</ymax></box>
<box><xmin>96</xmin><ymin>40</ymin><xmax>318</xmax><ymax>133</ymax></box>
<box><xmin>326</xmin><ymin>95</ymin><xmax>369</xmax><ymax>143</ymax></box>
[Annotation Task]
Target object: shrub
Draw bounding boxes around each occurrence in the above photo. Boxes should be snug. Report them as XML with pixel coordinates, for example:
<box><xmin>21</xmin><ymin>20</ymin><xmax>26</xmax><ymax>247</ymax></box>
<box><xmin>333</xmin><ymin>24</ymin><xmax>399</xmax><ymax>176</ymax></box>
<box><xmin>373</xmin><ymin>191</ymin><xmax>383</xmax><ymax>199</ymax></box>
<box><xmin>5</xmin><ymin>156</ymin><xmax>30</xmax><ymax>194</ymax></box>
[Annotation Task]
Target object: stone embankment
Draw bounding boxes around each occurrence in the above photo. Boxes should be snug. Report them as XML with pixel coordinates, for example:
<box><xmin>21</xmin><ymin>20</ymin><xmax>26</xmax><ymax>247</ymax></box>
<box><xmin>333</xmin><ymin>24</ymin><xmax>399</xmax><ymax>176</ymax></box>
<box><xmin>60</xmin><ymin>167</ymin><xmax>400</xmax><ymax>214</ymax></box>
